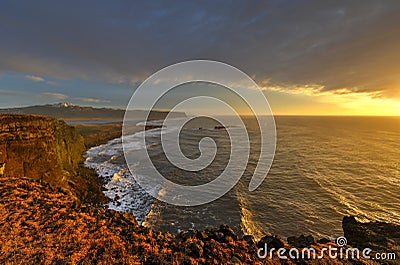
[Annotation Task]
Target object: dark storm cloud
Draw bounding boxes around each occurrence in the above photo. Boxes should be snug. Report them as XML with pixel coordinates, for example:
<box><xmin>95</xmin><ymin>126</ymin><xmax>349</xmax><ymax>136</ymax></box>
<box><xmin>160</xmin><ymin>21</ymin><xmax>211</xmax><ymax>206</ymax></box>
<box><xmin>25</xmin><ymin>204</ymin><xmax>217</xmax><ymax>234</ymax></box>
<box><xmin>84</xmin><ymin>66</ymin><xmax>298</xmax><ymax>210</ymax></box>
<box><xmin>0</xmin><ymin>0</ymin><xmax>399</xmax><ymax>98</ymax></box>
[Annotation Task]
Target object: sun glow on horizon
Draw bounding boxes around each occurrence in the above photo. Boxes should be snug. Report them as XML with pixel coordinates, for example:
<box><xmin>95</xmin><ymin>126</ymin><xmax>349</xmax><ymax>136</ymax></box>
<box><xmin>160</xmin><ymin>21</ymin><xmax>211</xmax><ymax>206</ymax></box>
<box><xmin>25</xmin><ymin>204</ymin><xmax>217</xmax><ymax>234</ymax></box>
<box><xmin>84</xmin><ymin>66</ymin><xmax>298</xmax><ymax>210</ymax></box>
<box><xmin>262</xmin><ymin>84</ymin><xmax>400</xmax><ymax>116</ymax></box>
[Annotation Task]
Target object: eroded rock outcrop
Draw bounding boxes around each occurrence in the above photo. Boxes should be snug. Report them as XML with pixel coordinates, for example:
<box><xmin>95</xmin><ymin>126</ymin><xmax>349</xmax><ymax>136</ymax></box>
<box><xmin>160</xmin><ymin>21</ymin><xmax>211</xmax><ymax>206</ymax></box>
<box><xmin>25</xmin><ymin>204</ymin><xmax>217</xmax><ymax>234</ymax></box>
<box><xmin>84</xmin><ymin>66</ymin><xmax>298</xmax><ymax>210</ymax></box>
<box><xmin>343</xmin><ymin>216</ymin><xmax>400</xmax><ymax>262</ymax></box>
<box><xmin>0</xmin><ymin>114</ymin><xmax>104</xmax><ymax>203</ymax></box>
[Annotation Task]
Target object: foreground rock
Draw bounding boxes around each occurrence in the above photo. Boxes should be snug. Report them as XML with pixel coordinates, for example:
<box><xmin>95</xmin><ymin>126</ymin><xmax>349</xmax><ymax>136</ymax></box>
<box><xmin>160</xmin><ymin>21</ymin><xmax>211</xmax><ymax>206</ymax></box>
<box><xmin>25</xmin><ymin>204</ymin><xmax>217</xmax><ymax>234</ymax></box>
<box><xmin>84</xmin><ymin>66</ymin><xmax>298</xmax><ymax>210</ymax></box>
<box><xmin>0</xmin><ymin>176</ymin><xmax>268</xmax><ymax>264</ymax></box>
<box><xmin>343</xmin><ymin>216</ymin><xmax>400</xmax><ymax>262</ymax></box>
<box><xmin>2</xmin><ymin>176</ymin><xmax>395</xmax><ymax>264</ymax></box>
<box><xmin>287</xmin><ymin>235</ymin><xmax>315</xmax><ymax>248</ymax></box>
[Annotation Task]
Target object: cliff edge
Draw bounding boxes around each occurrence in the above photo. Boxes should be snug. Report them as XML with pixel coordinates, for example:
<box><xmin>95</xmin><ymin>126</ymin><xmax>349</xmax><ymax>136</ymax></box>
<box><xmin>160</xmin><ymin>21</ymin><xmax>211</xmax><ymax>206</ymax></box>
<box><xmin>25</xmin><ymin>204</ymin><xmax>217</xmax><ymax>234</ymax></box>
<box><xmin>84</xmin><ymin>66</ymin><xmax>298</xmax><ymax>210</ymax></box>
<box><xmin>0</xmin><ymin>114</ymin><xmax>104</xmax><ymax>203</ymax></box>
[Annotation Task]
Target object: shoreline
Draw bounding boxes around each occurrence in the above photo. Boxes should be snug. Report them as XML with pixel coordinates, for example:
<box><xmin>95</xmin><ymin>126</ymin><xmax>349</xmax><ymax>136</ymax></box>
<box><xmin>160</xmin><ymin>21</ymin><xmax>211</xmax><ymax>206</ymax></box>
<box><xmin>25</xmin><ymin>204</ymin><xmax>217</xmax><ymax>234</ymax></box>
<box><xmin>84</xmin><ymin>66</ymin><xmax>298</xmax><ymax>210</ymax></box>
<box><xmin>81</xmin><ymin>127</ymin><xmax>400</xmax><ymax>249</ymax></box>
<box><xmin>79</xmin><ymin>121</ymin><xmax>400</xmax><ymax>240</ymax></box>
<box><xmin>1</xmin><ymin>114</ymin><xmax>398</xmax><ymax>263</ymax></box>
<box><xmin>82</xmin><ymin>122</ymin><xmax>165</xmax><ymax>225</ymax></box>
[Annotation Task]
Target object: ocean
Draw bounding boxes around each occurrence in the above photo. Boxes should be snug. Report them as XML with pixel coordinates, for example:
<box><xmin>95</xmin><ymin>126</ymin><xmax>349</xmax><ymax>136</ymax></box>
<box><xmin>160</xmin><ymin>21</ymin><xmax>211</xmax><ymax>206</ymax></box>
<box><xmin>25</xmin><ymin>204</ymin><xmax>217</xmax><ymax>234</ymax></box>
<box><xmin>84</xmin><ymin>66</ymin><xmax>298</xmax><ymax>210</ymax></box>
<box><xmin>84</xmin><ymin>116</ymin><xmax>400</xmax><ymax>240</ymax></box>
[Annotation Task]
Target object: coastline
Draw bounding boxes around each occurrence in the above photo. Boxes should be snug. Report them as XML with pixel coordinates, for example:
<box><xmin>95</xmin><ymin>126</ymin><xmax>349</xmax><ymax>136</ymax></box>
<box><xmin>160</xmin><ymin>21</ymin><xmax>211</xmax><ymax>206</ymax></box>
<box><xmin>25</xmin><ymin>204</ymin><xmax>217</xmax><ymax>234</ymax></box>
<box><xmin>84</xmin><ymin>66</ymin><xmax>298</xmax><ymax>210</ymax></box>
<box><xmin>80</xmin><ymin>123</ymin><xmax>399</xmax><ymax>264</ymax></box>
<box><xmin>0</xmin><ymin>114</ymin><xmax>399</xmax><ymax>264</ymax></box>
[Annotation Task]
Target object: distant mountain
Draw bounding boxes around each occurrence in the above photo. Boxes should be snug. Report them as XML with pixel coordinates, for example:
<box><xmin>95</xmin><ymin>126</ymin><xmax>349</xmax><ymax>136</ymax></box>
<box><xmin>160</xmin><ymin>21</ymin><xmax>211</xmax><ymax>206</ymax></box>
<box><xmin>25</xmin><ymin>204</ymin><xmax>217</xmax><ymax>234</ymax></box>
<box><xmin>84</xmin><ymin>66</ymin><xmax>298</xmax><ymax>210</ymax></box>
<box><xmin>0</xmin><ymin>102</ymin><xmax>186</xmax><ymax>121</ymax></box>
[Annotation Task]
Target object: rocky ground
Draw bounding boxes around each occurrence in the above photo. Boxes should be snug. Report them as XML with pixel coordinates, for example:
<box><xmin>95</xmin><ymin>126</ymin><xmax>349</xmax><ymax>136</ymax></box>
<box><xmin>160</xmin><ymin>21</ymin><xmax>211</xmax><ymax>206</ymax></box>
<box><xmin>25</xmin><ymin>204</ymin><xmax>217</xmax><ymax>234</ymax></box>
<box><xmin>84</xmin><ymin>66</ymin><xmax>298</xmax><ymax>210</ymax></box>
<box><xmin>1</xmin><ymin>176</ymin><xmax>398</xmax><ymax>264</ymax></box>
<box><xmin>343</xmin><ymin>216</ymin><xmax>400</xmax><ymax>263</ymax></box>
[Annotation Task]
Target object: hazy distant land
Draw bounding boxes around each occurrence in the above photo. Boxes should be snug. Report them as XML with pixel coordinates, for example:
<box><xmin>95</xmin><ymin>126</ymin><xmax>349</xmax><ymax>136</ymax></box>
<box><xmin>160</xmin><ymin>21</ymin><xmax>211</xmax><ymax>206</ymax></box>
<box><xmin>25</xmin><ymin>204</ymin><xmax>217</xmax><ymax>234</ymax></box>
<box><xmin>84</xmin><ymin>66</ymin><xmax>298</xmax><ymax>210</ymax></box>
<box><xmin>0</xmin><ymin>102</ymin><xmax>186</xmax><ymax>121</ymax></box>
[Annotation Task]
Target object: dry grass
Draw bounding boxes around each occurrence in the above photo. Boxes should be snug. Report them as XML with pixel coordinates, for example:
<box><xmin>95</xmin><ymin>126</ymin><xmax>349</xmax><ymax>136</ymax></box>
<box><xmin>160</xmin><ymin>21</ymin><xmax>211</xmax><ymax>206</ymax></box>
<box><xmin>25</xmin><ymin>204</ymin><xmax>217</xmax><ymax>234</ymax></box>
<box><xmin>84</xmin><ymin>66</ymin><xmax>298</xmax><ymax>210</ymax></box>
<box><xmin>0</xmin><ymin>176</ymin><xmax>383</xmax><ymax>265</ymax></box>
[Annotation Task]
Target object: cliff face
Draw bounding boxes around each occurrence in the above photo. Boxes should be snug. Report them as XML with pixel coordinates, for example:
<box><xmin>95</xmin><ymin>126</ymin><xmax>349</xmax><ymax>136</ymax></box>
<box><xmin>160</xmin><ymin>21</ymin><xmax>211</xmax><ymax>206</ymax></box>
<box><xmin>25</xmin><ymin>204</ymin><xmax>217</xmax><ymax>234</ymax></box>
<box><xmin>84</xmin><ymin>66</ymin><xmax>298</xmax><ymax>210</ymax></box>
<box><xmin>0</xmin><ymin>114</ymin><xmax>103</xmax><ymax>202</ymax></box>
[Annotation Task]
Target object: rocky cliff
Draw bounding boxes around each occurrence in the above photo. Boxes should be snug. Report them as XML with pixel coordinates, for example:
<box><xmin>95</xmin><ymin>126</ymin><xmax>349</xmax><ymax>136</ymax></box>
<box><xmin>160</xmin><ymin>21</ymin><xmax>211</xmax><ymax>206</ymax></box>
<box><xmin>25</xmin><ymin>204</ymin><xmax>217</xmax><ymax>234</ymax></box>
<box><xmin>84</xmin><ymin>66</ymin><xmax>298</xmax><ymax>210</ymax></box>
<box><xmin>0</xmin><ymin>114</ymin><xmax>104</xmax><ymax>203</ymax></box>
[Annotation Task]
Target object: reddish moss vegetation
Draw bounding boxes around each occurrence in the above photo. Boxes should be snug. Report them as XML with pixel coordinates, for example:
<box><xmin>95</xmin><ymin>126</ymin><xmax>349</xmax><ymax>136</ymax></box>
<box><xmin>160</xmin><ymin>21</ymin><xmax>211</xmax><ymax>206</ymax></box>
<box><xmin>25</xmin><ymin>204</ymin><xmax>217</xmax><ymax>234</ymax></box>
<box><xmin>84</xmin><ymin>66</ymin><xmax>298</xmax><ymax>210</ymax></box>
<box><xmin>1</xmin><ymin>176</ymin><xmax>385</xmax><ymax>265</ymax></box>
<box><xmin>0</xmin><ymin>177</ymin><xmax>137</xmax><ymax>264</ymax></box>
<box><xmin>0</xmin><ymin>176</ymin><xmax>263</xmax><ymax>264</ymax></box>
<box><xmin>0</xmin><ymin>176</ymin><xmax>258</xmax><ymax>264</ymax></box>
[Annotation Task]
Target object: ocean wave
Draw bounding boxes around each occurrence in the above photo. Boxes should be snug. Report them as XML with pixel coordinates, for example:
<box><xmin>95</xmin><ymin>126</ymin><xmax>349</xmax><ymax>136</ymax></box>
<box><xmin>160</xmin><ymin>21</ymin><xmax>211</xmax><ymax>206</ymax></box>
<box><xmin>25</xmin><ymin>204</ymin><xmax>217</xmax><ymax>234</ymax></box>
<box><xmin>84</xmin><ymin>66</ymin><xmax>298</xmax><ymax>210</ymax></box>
<box><xmin>84</xmin><ymin>130</ymin><xmax>158</xmax><ymax>224</ymax></box>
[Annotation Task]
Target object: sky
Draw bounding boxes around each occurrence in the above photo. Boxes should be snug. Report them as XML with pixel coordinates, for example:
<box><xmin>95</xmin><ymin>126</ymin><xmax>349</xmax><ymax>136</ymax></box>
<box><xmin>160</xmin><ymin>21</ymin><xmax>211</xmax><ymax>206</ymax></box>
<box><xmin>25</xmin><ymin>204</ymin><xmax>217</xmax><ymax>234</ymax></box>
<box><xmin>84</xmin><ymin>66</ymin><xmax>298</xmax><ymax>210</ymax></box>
<box><xmin>0</xmin><ymin>0</ymin><xmax>399</xmax><ymax>115</ymax></box>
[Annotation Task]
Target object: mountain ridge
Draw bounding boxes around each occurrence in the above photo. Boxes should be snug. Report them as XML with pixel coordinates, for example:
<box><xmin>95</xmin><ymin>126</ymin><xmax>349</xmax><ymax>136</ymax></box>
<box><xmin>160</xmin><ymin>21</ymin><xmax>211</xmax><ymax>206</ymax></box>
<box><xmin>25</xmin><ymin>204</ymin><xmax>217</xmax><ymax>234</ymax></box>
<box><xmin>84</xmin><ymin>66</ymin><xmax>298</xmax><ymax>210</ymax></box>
<box><xmin>0</xmin><ymin>102</ymin><xmax>186</xmax><ymax>120</ymax></box>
